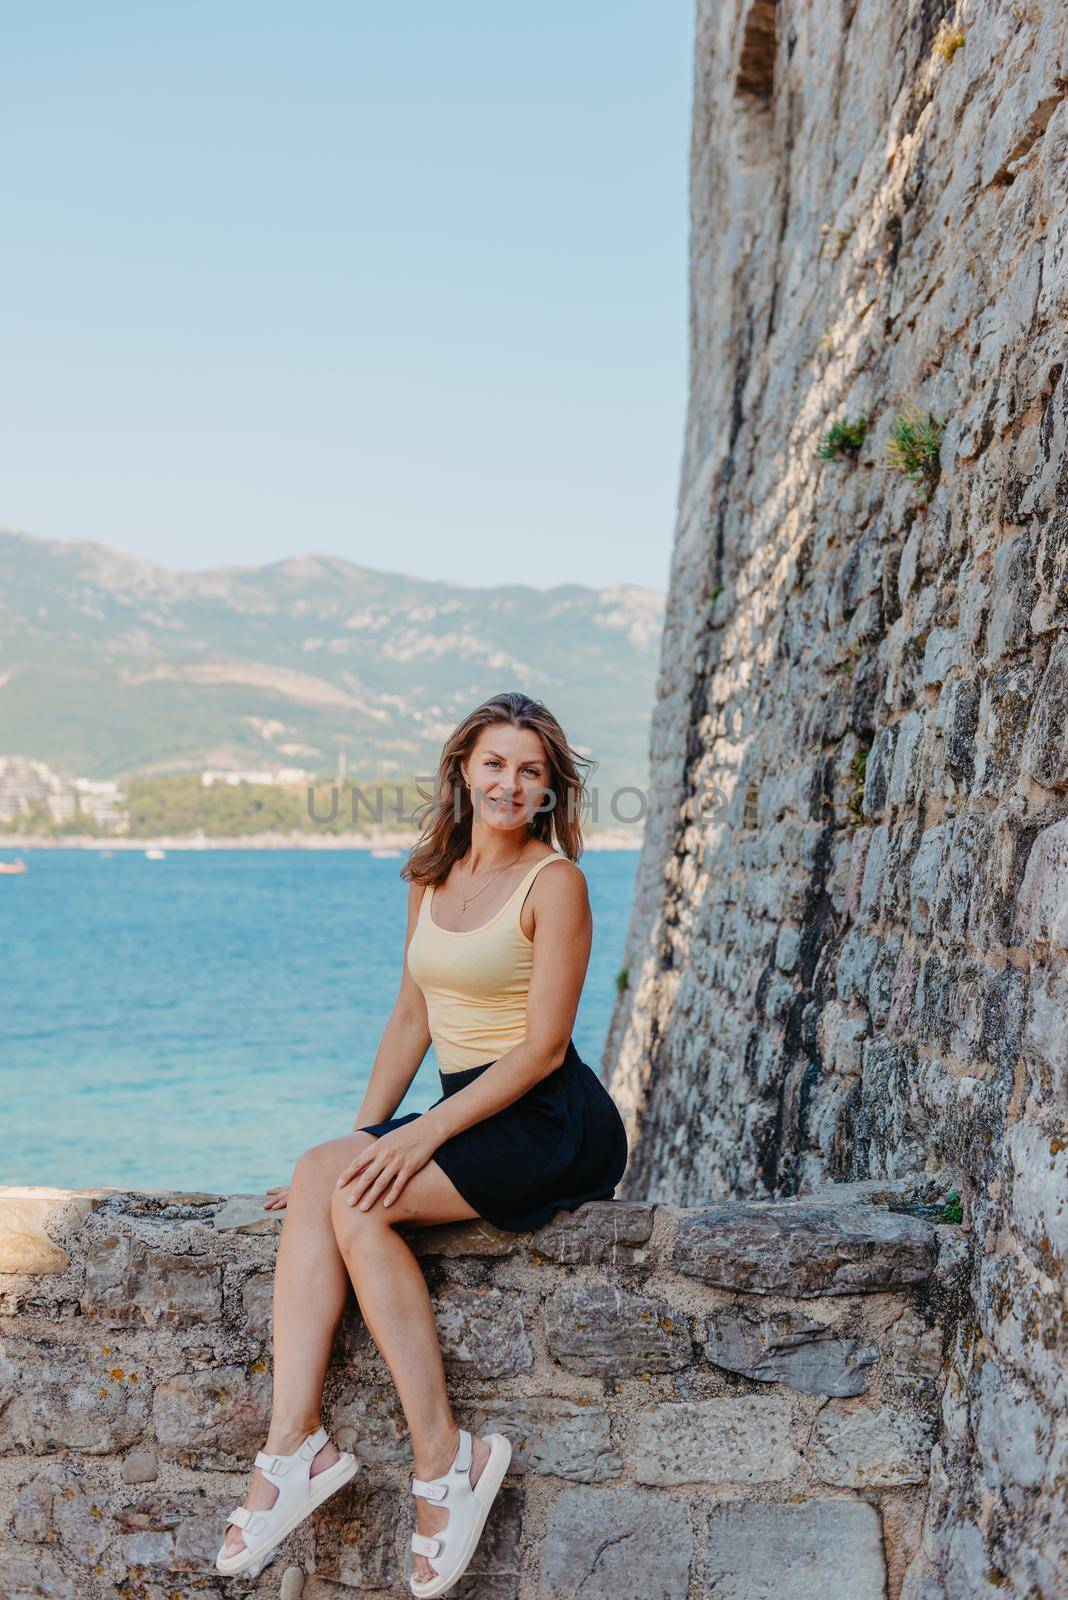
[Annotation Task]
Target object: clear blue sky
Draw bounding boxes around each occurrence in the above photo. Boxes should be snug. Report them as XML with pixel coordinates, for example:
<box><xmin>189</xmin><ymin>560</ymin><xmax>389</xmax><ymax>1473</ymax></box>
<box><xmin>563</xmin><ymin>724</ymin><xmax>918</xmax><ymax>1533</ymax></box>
<box><xmin>2</xmin><ymin>2</ymin><xmax>692</xmax><ymax>591</ymax></box>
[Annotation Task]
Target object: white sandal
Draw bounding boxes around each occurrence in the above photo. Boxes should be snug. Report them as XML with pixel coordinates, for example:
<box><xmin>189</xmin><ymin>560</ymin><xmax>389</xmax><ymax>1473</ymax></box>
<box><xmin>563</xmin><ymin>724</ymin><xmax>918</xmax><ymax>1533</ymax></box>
<box><xmin>215</xmin><ymin>1424</ymin><xmax>358</xmax><ymax>1576</ymax></box>
<box><xmin>408</xmin><ymin>1428</ymin><xmax>512</xmax><ymax>1597</ymax></box>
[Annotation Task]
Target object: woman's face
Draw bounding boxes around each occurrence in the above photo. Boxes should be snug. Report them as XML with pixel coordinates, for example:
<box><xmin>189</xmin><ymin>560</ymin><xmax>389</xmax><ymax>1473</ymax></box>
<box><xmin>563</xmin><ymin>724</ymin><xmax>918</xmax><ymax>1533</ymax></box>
<box><xmin>461</xmin><ymin>724</ymin><xmax>551</xmax><ymax>833</ymax></box>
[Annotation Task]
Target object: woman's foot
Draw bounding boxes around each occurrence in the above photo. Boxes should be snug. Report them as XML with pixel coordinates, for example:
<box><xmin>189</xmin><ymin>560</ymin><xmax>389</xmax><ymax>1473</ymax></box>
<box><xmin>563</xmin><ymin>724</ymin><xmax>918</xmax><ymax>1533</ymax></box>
<box><xmin>411</xmin><ymin>1430</ymin><xmax>490</xmax><ymax>1585</ymax></box>
<box><xmin>220</xmin><ymin>1423</ymin><xmax>341</xmax><ymax>1558</ymax></box>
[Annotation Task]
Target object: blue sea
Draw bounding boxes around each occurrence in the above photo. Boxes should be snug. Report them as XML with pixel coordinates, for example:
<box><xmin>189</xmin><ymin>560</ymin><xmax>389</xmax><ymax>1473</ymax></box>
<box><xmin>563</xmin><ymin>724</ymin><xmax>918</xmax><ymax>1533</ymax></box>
<box><xmin>1</xmin><ymin>847</ymin><xmax>637</xmax><ymax>1193</ymax></box>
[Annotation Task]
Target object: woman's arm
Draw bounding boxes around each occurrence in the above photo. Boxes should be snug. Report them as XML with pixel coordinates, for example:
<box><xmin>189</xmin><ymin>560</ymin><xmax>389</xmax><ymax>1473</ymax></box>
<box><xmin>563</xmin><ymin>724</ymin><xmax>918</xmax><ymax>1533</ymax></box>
<box><xmin>350</xmin><ymin>880</ymin><xmax>433</xmax><ymax>1129</ymax></box>
<box><xmin>334</xmin><ymin>860</ymin><xmax>592</xmax><ymax>1212</ymax></box>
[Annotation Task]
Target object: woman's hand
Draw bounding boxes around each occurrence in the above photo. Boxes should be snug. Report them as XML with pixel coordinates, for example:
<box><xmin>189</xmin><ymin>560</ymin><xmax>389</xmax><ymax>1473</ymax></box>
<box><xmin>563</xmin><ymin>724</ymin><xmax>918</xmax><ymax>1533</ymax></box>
<box><xmin>262</xmin><ymin>1184</ymin><xmax>290</xmax><ymax>1211</ymax></box>
<box><xmin>335</xmin><ymin>1121</ymin><xmax>439</xmax><ymax>1212</ymax></box>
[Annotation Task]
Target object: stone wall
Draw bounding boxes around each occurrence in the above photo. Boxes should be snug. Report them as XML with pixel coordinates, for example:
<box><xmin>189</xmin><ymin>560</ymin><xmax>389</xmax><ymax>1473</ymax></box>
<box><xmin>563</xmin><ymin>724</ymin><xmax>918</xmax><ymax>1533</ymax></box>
<box><xmin>604</xmin><ymin>3</ymin><xmax>1066</xmax><ymax>1597</ymax></box>
<box><xmin>0</xmin><ymin>1185</ymin><xmax>954</xmax><ymax>1599</ymax></box>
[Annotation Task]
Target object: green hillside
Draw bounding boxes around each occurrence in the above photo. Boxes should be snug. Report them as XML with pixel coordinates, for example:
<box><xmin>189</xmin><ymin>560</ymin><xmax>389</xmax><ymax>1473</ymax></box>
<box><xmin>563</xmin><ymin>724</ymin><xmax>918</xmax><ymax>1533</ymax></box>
<box><xmin>0</xmin><ymin>528</ymin><xmax>663</xmax><ymax>803</ymax></box>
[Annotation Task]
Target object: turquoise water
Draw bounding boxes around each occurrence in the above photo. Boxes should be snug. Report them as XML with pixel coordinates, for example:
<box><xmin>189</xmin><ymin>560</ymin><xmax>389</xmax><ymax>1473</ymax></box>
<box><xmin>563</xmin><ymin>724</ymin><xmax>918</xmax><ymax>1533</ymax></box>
<box><xmin>0</xmin><ymin>847</ymin><xmax>637</xmax><ymax>1193</ymax></box>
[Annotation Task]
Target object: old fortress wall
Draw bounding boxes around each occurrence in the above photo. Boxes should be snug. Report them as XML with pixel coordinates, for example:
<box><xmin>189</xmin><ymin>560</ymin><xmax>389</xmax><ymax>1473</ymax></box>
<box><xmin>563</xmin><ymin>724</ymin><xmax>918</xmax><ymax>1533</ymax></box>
<box><xmin>607</xmin><ymin>2</ymin><xmax>1066</xmax><ymax>1596</ymax></box>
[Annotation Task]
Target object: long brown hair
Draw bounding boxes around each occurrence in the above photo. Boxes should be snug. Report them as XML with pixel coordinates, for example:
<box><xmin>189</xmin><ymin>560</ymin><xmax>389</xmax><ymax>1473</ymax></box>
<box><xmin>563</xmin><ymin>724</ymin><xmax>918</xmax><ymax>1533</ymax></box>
<box><xmin>403</xmin><ymin>692</ymin><xmax>596</xmax><ymax>886</ymax></box>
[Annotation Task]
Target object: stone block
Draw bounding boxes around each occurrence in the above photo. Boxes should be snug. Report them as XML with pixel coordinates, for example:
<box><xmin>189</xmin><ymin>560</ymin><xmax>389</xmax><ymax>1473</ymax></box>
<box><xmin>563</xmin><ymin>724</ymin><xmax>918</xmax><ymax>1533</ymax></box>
<box><xmin>702</xmin><ymin>1499</ymin><xmax>886</xmax><ymax>1599</ymax></box>
<box><xmin>862</xmin><ymin>727</ymin><xmax>896</xmax><ymax>820</ymax></box>
<box><xmin>122</xmin><ymin>1447</ymin><xmax>160</xmax><ymax>1483</ymax></box>
<box><xmin>974</xmin><ymin>1356</ymin><xmax>1052</xmax><ymax>1501</ymax></box>
<box><xmin>922</xmin><ymin>627</ymin><xmax>959</xmax><ymax>687</ymax></box>
<box><xmin>115</xmin><ymin>1489</ymin><xmax>233</xmax><ymax>1575</ymax></box>
<box><xmin>330</xmin><ymin>1383</ymin><xmax>411</xmax><ymax>1466</ymax></box>
<box><xmin>211</xmin><ymin>1194</ymin><xmax>284</xmax><ymax>1233</ymax></box>
<box><xmin>304</xmin><ymin>1581</ymin><xmax>361</xmax><ymax>1600</ymax></box>
<box><xmin>909</xmin><ymin>824</ymin><xmax>947</xmax><ymax>935</ymax></box>
<box><xmin>941</xmin><ymin>677</ymin><xmax>980</xmax><ymax>784</ymax></box>
<box><xmin>409</xmin><ymin>1217</ymin><xmax>518</xmax><ymax>1257</ymax></box>
<box><xmin>977</xmin><ymin>666</ymin><xmax>1036</xmax><ymax>805</ymax></box>
<box><xmin>82</xmin><ymin>1231</ymin><xmax>223</xmax><ymax>1326</ymax></box>
<box><xmin>887</xmin><ymin>712</ymin><xmax>924</xmax><ymax>808</ymax></box>
<box><xmin>311</xmin><ymin>1478</ymin><xmax>402</xmax><ymax>1591</ymax></box>
<box><xmin>1006</xmin><ymin>1118</ymin><xmax>1068</xmax><ymax>1265</ymax></box>
<box><xmin>809</xmin><ymin>1403</ymin><xmax>933</xmax><ymax>1486</ymax></box>
<box><xmin>673</xmin><ymin>1202</ymin><xmax>937</xmax><ymax>1296</ymax></box>
<box><xmin>0</xmin><ymin>1188</ymin><xmax>101</xmax><ymax>1275</ymax></box>
<box><xmin>1022</xmin><ymin>629</ymin><xmax>1068</xmax><ymax>789</ymax></box>
<box><xmin>944</xmin><ymin>1519</ymin><xmax>1014</xmax><ymax>1600</ymax></box>
<box><xmin>1016</xmin><ymin>816</ymin><xmax>1068</xmax><ymax>951</ymax></box>
<box><xmin>0</xmin><ymin>1546</ymin><xmax>78</xmax><ymax>1599</ymax></box>
<box><xmin>775</xmin><ymin>923</ymin><xmax>801</xmax><ymax>972</ymax></box>
<box><xmin>11</xmin><ymin>1464</ymin><xmax>112</xmax><ymax>1566</ymax></box>
<box><xmin>986</xmin><ymin>531</ymin><xmax>1036</xmax><ymax>662</ymax></box>
<box><xmin>859</xmin><ymin>824</ymin><xmax>890</xmax><ymax>922</ymax></box>
<box><xmin>0</xmin><ymin>1338</ymin><xmax>150</xmax><ymax>1455</ymax></box>
<box><xmin>153</xmin><ymin>1363</ymin><xmax>272</xmax><ymax>1467</ymax></box>
<box><xmin>241</xmin><ymin>1269</ymin><xmax>273</xmax><ymax>1339</ymax></box>
<box><xmin>530</xmin><ymin>1201</ymin><xmax>655</xmax><ymax>1265</ymax></box>
<box><xmin>538</xmin><ymin>1484</ymin><xmax>693</xmax><ymax>1600</ymax></box>
<box><xmin>544</xmin><ymin>1281</ymin><xmax>693</xmax><ymax>1375</ymax></box>
<box><xmin>433</xmin><ymin>1286</ymin><xmax>533</xmax><ymax>1378</ymax></box>
<box><xmin>633</xmin><ymin>1396</ymin><xmax>800</xmax><ymax>1485</ymax></box>
<box><xmin>1024</xmin><ymin>967</ymin><xmax>1068</xmax><ymax>1113</ymax></box>
<box><xmin>980</xmin><ymin>965</ymin><xmax>1028</xmax><ymax>1075</ymax></box>
<box><xmin>851</xmin><ymin>1039</ymin><xmax>929</xmax><ymax>1179</ymax></box>
<box><xmin>704</xmin><ymin>1305</ymin><xmax>878</xmax><ymax>1396</ymax></box>
<box><xmin>466</xmin><ymin>1396</ymin><xmax>621</xmax><ymax>1482</ymax></box>
<box><xmin>890</xmin><ymin>1311</ymin><xmax>943</xmax><ymax>1400</ymax></box>
<box><xmin>1033</xmin><ymin>508</ymin><xmax>1068</xmax><ymax>633</ymax></box>
<box><xmin>866</xmin><ymin>937</ymin><xmax>901</xmax><ymax>1027</ymax></box>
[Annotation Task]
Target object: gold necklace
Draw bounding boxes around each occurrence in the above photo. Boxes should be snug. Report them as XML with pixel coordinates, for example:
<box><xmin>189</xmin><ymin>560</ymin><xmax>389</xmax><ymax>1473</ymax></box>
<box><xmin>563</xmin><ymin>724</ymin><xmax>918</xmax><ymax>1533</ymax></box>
<box><xmin>458</xmin><ymin>844</ymin><xmax>533</xmax><ymax>914</ymax></box>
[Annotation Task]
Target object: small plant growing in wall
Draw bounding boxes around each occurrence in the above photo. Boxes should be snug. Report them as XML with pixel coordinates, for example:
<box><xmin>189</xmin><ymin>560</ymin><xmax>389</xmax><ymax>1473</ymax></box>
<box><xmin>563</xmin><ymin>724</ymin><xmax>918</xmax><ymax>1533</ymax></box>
<box><xmin>932</xmin><ymin>20</ymin><xmax>965</xmax><ymax>62</ymax></box>
<box><xmin>615</xmin><ymin>967</ymin><xmax>629</xmax><ymax>995</ymax></box>
<box><xmin>938</xmin><ymin>1189</ymin><xmax>964</xmax><ymax>1224</ymax></box>
<box><xmin>847</xmin><ymin>736</ymin><xmax>873</xmax><ymax>822</ymax></box>
<box><xmin>817</xmin><ymin>415</ymin><xmax>869</xmax><ymax>461</ymax></box>
<box><xmin>885</xmin><ymin>406</ymin><xmax>947</xmax><ymax>503</ymax></box>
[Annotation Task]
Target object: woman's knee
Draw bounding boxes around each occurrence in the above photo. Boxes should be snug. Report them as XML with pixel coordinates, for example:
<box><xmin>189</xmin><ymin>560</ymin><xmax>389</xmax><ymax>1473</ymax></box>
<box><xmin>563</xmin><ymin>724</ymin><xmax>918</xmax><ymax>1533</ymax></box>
<box><xmin>329</xmin><ymin>1153</ymin><xmax>394</xmax><ymax>1236</ymax></box>
<box><xmin>290</xmin><ymin>1135</ymin><xmax>363</xmax><ymax>1196</ymax></box>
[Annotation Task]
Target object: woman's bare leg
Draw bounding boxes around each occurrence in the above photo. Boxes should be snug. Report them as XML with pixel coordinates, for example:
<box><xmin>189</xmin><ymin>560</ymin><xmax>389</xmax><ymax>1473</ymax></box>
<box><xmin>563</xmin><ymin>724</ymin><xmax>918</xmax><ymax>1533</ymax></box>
<box><xmin>220</xmin><ymin>1134</ymin><xmax>374</xmax><ymax>1557</ymax></box>
<box><xmin>329</xmin><ymin>1160</ymin><xmax>494</xmax><ymax>1584</ymax></box>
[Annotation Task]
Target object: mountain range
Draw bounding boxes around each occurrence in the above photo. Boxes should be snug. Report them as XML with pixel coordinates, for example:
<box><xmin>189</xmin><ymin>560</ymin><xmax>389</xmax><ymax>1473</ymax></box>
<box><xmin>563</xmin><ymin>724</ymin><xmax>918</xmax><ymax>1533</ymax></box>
<box><xmin>0</xmin><ymin>527</ymin><xmax>664</xmax><ymax>802</ymax></box>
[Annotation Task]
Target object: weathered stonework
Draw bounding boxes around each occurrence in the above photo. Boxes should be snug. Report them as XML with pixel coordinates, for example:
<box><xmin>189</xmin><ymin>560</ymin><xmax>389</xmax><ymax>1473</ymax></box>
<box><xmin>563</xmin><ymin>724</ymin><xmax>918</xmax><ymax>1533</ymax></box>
<box><xmin>0</xmin><ymin>1186</ymin><xmax>953</xmax><ymax>1597</ymax></box>
<box><xmin>605</xmin><ymin>4</ymin><xmax>1067</xmax><ymax>1596</ymax></box>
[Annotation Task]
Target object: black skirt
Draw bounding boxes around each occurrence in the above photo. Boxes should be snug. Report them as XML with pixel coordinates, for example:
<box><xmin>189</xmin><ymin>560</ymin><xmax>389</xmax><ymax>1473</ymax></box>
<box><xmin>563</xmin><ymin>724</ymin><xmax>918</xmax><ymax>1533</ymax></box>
<box><xmin>355</xmin><ymin>1038</ymin><xmax>629</xmax><ymax>1232</ymax></box>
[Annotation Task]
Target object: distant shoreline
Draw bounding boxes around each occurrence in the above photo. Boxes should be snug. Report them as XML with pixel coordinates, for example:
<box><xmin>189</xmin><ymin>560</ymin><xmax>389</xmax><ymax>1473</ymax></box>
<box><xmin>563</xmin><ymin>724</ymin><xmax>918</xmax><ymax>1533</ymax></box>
<box><xmin>0</xmin><ymin>827</ymin><xmax>643</xmax><ymax>853</ymax></box>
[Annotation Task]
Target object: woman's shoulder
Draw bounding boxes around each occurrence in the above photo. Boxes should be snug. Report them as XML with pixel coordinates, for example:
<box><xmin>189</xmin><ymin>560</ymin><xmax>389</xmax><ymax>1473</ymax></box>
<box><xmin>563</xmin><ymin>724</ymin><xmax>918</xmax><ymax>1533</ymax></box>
<box><xmin>526</xmin><ymin>844</ymin><xmax>582</xmax><ymax>873</ymax></box>
<box><xmin>405</xmin><ymin>876</ymin><xmax>432</xmax><ymax>911</ymax></box>
<box><xmin>527</xmin><ymin>849</ymin><xmax>588</xmax><ymax>898</ymax></box>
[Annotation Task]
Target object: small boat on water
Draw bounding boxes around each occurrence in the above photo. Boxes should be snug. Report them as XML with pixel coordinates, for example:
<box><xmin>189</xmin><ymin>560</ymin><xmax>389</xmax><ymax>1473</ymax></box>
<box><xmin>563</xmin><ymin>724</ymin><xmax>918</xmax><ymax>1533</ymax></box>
<box><xmin>144</xmin><ymin>848</ymin><xmax>166</xmax><ymax>860</ymax></box>
<box><xmin>0</xmin><ymin>859</ymin><xmax>27</xmax><ymax>874</ymax></box>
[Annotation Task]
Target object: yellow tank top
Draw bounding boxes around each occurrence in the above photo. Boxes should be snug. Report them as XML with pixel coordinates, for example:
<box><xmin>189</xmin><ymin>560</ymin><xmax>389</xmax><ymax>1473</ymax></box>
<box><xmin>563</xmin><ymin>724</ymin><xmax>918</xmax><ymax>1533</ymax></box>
<box><xmin>406</xmin><ymin>853</ymin><xmax>569</xmax><ymax>1073</ymax></box>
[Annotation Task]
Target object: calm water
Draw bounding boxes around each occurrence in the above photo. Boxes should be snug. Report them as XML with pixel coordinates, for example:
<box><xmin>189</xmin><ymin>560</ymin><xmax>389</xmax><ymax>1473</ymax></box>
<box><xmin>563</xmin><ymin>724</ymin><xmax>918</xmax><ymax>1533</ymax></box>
<box><xmin>1</xmin><ymin>847</ymin><xmax>637</xmax><ymax>1192</ymax></box>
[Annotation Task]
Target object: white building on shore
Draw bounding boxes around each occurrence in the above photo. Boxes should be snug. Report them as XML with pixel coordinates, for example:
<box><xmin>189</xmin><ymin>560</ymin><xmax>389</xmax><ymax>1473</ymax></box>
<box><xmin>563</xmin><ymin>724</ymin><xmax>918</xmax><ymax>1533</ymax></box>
<box><xmin>0</xmin><ymin>755</ymin><xmax>127</xmax><ymax>831</ymax></box>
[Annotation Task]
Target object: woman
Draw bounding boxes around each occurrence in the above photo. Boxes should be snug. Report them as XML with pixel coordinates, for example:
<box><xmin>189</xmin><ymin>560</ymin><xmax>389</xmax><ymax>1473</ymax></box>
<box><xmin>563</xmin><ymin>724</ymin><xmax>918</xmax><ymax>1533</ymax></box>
<box><xmin>215</xmin><ymin>691</ymin><xmax>630</xmax><ymax>1596</ymax></box>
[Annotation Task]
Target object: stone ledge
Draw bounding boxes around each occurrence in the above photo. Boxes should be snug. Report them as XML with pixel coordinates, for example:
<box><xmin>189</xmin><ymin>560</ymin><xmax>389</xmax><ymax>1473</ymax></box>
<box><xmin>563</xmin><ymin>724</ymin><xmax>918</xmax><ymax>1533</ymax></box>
<box><xmin>0</xmin><ymin>1187</ymin><xmax>112</xmax><ymax>1274</ymax></box>
<box><xmin>0</xmin><ymin>1186</ymin><xmax>951</xmax><ymax>1598</ymax></box>
<box><xmin>673</xmin><ymin>1200</ymin><xmax>939</xmax><ymax>1296</ymax></box>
